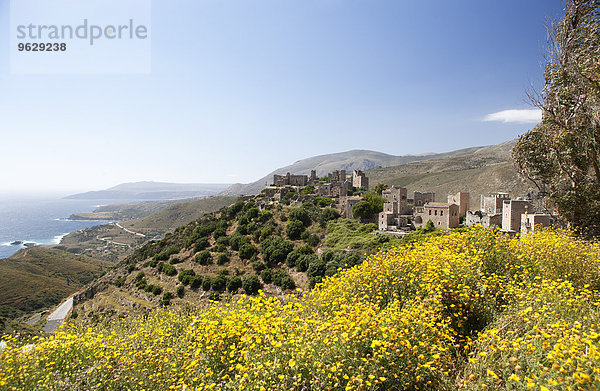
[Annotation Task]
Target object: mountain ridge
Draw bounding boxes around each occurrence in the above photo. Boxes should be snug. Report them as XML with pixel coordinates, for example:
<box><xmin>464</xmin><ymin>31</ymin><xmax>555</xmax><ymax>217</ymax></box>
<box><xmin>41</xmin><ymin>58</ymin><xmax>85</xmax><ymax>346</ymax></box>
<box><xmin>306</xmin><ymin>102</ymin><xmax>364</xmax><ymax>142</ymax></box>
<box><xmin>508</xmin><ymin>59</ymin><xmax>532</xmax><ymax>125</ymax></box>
<box><xmin>220</xmin><ymin>142</ymin><xmax>513</xmax><ymax>196</ymax></box>
<box><xmin>65</xmin><ymin>181</ymin><xmax>232</xmax><ymax>200</ymax></box>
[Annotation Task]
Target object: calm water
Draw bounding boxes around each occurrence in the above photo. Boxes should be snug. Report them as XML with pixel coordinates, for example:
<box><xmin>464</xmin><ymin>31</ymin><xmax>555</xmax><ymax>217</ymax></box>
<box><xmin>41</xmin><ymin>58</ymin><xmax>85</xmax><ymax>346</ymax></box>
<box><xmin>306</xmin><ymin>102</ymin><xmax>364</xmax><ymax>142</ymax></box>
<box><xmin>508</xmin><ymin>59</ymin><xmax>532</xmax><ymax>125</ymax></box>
<box><xmin>0</xmin><ymin>194</ymin><xmax>132</xmax><ymax>259</ymax></box>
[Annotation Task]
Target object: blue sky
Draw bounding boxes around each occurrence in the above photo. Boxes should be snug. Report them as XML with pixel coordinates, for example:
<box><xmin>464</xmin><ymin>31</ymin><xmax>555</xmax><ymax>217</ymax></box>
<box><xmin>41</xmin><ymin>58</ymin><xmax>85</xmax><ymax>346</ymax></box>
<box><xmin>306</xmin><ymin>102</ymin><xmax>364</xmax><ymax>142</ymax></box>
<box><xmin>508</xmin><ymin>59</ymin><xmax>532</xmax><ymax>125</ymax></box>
<box><xmin>0</xmin><ymin>0</ymin><xmax>562</xmax><ymax>192</ymax></box>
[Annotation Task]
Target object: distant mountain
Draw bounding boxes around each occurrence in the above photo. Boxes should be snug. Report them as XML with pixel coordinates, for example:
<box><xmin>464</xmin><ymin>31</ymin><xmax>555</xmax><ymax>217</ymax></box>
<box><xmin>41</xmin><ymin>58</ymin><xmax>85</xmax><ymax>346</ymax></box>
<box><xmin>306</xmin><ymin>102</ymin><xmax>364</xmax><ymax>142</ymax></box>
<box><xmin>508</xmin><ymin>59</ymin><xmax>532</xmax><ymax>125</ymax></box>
<box><xmin>65</xmin><ymin>182</ymin><xmax>232</xmax><ymax>200</ymax></box>
<box><xmin>220</xmin><ymin>144</ymin><xmax>508</xmax><ymax>196</ymax></box>
<box><xmin>366</xmin><ymin>140</ymin><xmax>535</xmax><ymax>209</ymax></box>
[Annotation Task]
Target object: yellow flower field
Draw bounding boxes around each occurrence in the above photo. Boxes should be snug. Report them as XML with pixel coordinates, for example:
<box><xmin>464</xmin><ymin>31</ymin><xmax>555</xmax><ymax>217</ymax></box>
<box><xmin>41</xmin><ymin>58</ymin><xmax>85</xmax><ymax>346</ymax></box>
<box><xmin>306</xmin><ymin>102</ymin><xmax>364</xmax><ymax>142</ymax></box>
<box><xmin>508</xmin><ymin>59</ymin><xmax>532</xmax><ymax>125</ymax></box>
<box><xmin>2</xmin><ymin>226</ymin><xmax>600</xmax><ymax>390</ymax></box>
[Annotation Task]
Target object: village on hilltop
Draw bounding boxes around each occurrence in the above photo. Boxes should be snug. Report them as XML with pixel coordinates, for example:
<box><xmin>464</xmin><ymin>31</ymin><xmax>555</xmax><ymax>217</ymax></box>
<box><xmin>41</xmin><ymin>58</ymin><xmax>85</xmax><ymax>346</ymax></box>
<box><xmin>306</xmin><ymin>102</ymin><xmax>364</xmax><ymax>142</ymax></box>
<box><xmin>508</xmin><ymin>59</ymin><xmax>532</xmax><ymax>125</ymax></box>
<box><xmin>253</xmin><ymin>169</ymin><xmax>557</xmax><ymax>237</ymax></box>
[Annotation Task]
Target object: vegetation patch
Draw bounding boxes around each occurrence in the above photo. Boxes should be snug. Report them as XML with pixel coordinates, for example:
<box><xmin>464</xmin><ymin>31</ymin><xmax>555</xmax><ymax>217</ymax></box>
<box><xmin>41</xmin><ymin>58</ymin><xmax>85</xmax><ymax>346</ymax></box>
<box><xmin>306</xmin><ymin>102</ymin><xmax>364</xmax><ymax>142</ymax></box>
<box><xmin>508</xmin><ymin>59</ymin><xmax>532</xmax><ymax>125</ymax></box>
<box><xmin>3</xmin><ymin>228</ymin><xmax>600</xmax><ymax>390</ymax></box>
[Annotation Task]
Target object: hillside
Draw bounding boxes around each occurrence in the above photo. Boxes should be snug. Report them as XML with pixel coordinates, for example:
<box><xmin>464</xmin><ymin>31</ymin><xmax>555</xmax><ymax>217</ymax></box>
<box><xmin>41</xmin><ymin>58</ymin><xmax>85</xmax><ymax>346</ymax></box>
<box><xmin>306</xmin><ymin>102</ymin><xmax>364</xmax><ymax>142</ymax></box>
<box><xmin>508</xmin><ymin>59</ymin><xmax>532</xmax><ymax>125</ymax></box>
<box><xmin>221</xmin><ymin>145</ymin><xmax>490</xmax><ymax>196</ymax></box>
<box><xmin>0</xmin><ymin>247</ymin><xmax>111</xmax><ymax>321</ymax></box>
<box><xmin>120</xmin><ymin>196</ymin><xmax>238</xmax><ymax>232</ymax></box>
<box><xmin>0</xmin><ymin>196</ymin><xmax>239</xmax><ymax>331</ymax></box>
<box><xmin>66</xmin><ymin>193</ymin><xmax>422</xmax><ymax>325</ymax></box>
<box><xmin>57</xmin><ymin>196</ymin><xmax>239</xmax><ymax>263</ymax></box>
<box><xmin>366</xmin><ymin>140</ymin><xmax>534</xmax><ymax>208</ymax></box>
<box><xmin>66</xmin><ymin>181</ymin><xmax>231</xmax><ymax>200</ymax></box>
<box><xmin>68</xmin><ymin>199</ymin><xmax>196</xmax><ymax>221</ymax></box>
<box><xmin>4</xmin><ymin>228</ymin><xmax>600</xmax><ymax>390</ymax></box>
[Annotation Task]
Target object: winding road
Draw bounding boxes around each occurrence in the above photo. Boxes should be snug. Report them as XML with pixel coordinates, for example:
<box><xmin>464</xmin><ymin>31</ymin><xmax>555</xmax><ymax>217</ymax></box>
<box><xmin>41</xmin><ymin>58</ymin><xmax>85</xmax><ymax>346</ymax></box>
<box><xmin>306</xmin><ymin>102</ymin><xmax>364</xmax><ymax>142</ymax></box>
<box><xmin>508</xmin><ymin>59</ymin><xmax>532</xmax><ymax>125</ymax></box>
<box><xmin>42</xmin><ymin>297</ymin><xmax>73</xmax><ymax>333</ymax></box>
<box><xmin>115</xmin><ymin>222</ymin><xmax>146</xmax><ymax>237</ymax></box>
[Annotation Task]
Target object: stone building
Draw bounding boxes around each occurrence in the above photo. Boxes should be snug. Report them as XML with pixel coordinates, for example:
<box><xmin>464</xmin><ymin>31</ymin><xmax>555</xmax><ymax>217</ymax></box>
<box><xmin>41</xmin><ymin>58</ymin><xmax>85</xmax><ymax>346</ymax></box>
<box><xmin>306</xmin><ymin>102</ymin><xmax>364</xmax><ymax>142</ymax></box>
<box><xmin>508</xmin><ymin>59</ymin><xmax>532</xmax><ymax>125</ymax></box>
<box><xmin>379</xmin><ymin>213</ymin><xmax>409</xmax><ymax>231</ymax></box>
<box><xmin>378</xmin><ymin>186</ymin><xmax>411</xmax><ymax>231</ymax></box>
<box><xmin>413</xmin><ymin>191</ymin><xmax>435</xmax><ymax>207</ymax></box>
<box><xmin>340</xmin><ymin>196</ymin><xmax>364</xmax><ymax>219</ymax></box>
<box><xmin>448</xmin><ymin>191</ymin><xmax>470</xmax><ymax>218</ymax></box>
<box><xmin>465</xmin><ymin>192</ymin><xmax>510</xmax><ymax>228</ymax></box>
<box><xmin>273</xmin><ymin>172</ymin><xmax>308</xmax><ymax>187</ymax></box>
<box><xmin>263</xmin><ymin>186</ymin><xmax>292</xmax><ymax>199</ymax></box>
<box><xmin>317</xmin><ymin>181</ymin><xmax>349</xmax><ymax>198</ymax></box>
<box><xmin>382</xmin><ymin>186</ymin><xmax>410</xmax><ymax>215</ymax></box>
<box><xmin>413</xmin><ymin>202</ymin><xmax>460</xmax><ymax>229</ymax></box>
<box><xmin>352</xmin><ymin>170</ymin><xmax>369</xmax><ymax>189</ymax></box>
<box><xmin>502</xmin><ymin>199</ymin><xmax>534</xmax><ymax>232</ymax></box>
<box><xmin>481</xmin><ymin>192</ymin><xmax>510</xmax><ymax>215</ymax></box>
<box><xmin>521</xmin><ymin>213</ymin><xmax>554</xmax><ymax>236</ymax></box>
<box><xmin>329</xmin><ymin>170</ymin><xmax>347</xmax><ymax>184</ymax></box>
<box><xmin>466</xmin><ymin>210</ymin><xmax>502</xmax><ymax>228</ymax></box>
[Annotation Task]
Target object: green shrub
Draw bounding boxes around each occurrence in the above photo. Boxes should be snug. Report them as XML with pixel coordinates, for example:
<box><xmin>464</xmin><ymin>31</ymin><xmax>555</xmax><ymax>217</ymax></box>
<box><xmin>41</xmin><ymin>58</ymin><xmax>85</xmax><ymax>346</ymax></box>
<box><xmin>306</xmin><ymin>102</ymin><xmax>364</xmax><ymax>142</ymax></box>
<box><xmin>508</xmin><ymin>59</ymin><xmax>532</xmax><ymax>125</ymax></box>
<box><xmin>227</xmin><ymin>276</ymin><xmax>242</xmax><ymax>292</ymax></box>
<box><xmin>325</xmin><ymin>261</ymin><xmax>340</xmax><ymax>277</ymax></box>
<box><xmin>271</xmin><ymin>269</ymin><xmax>288</xmax><ymax>286</ymax></box>
<box><xmin>296</xmin><ymin>244</ymin><xmax>314</xmax><ymax>254</ymax></box>
<box><xmin>216</xmin><ymin>236</ymin><xmax>230</xmax><ymax>247</ymax></box>
<box><xmin>114</xmin><ymin>277</ymin><xmax>126</xmax><ymax>287</ymax></box>
<box><xmin>169</xmin><ymin>257</ymin><xmax>182</xmax><ymax>265</ymax></box>
<box><xmin>229</xmin><ymin>233</ymin><xmax>249</xmax><ymax>251</ymax></box>
<box><xmin>242</xmin><ymin>275</ymin><xmax>262</xmax><ymax>295</ymax></box>
<box><xmin>344</xmin><ymin>252</ymin><xmax>364</xmax><ymax>267</ymax></box>
<box><xmin>217</xmin><ymin>253</ymin><xmax>229</xmax><ymax>265</ymax></box>
<box><xmin>307</xmin><ymin>258</ymin><xmax>327</xmax><ymax>278</ymax></box>
<box><xmin>151</xmin><ymin>285</ymin><xmax>162</xmax><ymax>296</ymax></box>
<box><xmin>136</xmin><ymin>278</ymin><xmax>148</xmax><ymax>290</ymax></box>
<box><xmin>260</xmin><ymin>237</ymin><xmax>294</xmax><ymax>267</ymax></box>
<box><xmin>178</xmin><ymin>269</ymin><xmax>196</xmax><ymax>284</ymax></box>
<box><xmin>211</xmin><ymin>275</ymin><xmax>227</xmax><ymax>292</ymax></box>
<box><xmin>286</xmin><ymin>220</ymin><xmax>305</xmax><ymax>240</ymax></box>
<box><xmin>176</xmin><ymin>285</ymin><xmax>185</xmax><ymax>298</ymax></box>
<box><xmin>236</xmin><ymin>224</ymin><xmax>248</xmax><ymax>235</ymax></box>
<box><xmin>271</xmin><ymin>269</ymin><xmax>296</xmax><ymax>290</ymax></box>
<box><xmin>159</xmin><ymin>299</ymin><xmax>170</xmax><ymax>307</ymax></box>
<box><xmin>213</xmin><ymin>227</ymin><xmax>227</xmax><ymax>239</ymax></box>
<box><xmin>153</xmin><ymin>253</ymin><xmax>169</xmax><ymax>262</ymax></box>
<box><xmin>161</xmin><ymin>264</ymin><xmax>177</xmax><ymax>276</ymax></box>
<box><xmin>315</xmin><ymin>197</ymin><xmax>335</xmax><ymax>207</ymax></box>
<box><xmin>258</xmin><ymin>210</ymin><xmax>273</xmax><ymax>223</ymax></box>
<box><xmin>289</xmin><ymin>208</ymin><xmax>311</xmax><ymax>227</ymax></box>
<box><xmin>296</xmin><ymin>254</ymin><xmax>317</xmax><ymax>272</ymax></box>
<box><xmin>279</xmin><ymin>275</ymin><xmax>296</xmax><ymax>290</ymax></box>
<box><xmin>307</xmin><ymin>234</ymin><xmax>320</xmax><ymax>247</ymax></box>
<box><xmin>300</xmin><ymin>230</ymin><xmax>310</xmax><ymax>241</ymax></box>
<box><xmin>252</xmin><ymin>260</ymin><xmax>266</xmax><ymax>272</ymax></box>
<box><xmin>189</xmin><ymin>275</ymin><xmax>203</xmax><ymax>289</ymax></box>
<box><xmin>154</xmin><ymin>245</ymin><xmax>179</xmax><ymax>261</ymax></box>
<box><xmin>239</xmin><ymin>244</ymin><xmax>258</xmax><ymax>260</ymax></box>
<box><xmin>286</xmin><ymin>250</ymin><xmax>302</xmax><ymax>268</ymax></box>
<box><xmin>202</xmin><ymin>277</ymin><xmax>212</xmax><ymax>291</ymax></box>
<box><xmin>135</xmin><ymin>272</ymin><xmax>145</xmax><ymax>281</ymax></box>
<box><xmin>260</xmin><ymin>226</ymin><xmax>274</xmax><ymax>241</ymax></box>
<box><xmin>195</xmin><ymin>251</ymin><xmax>212</xmax><ymax>265</ymax></box>
<box><xmin>212</xmin><ymin>244</ymin><xmax>227</xmax><ymax>253</ymax></box>
<box><xmin>193</xmin><ymin>238</ymin><xmax>210</xmax><ymax>252</ymax></box>
<box><xmin>260</xmin><ymin>268</ymin><xmax>273</xmax><ymax>284</ymax></box>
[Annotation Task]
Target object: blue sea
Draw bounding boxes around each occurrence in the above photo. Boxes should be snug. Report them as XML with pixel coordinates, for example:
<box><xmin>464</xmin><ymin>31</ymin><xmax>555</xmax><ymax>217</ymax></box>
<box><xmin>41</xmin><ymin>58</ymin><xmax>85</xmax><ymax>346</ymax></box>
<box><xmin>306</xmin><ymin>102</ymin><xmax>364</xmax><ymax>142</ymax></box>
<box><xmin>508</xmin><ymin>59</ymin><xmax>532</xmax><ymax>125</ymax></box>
<box><xmin>0</xmin><ymin>193</ymin><xmax>138</xmax><ymax>259</ymax></box>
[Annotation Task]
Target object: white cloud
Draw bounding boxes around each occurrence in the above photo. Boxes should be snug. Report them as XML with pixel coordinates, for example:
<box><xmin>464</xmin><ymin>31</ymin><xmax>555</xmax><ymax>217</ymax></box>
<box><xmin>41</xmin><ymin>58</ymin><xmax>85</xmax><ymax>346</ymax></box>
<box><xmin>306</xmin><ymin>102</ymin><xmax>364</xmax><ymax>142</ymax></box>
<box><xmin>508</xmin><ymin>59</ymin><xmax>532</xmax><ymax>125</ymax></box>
<box><xmin>483</xmin><ymin>109</ymin><xmax>542</xmax><ymax>124</ymax></box>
